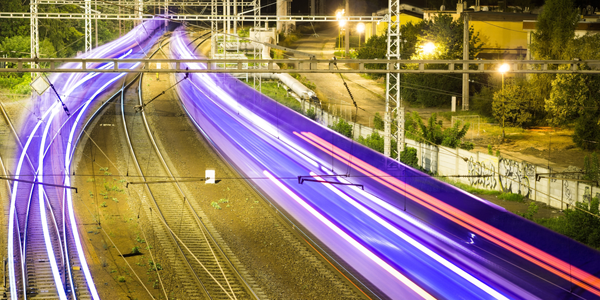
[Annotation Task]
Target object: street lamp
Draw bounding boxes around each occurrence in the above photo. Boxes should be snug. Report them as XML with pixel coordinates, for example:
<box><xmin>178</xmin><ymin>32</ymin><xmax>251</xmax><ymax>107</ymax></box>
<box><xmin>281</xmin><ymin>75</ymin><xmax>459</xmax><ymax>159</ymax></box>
<box><xmin>422</xmin><ymin>42</ymin><xmax>436</xmax><ymax>55</ymax></box>
<box><xmin>357</xmin><ymin>23</ymin><xmax>365</xmax><ymax>49</ymax></box>
<box><xmin>499</xmin><ymin>63</ymin><xmax>510</xmax><ymax>140</ymax></box>
<box><xmin>339</xmin><ymin>19</ymin><xmax>347</xmax><ymax>51</ymax></box>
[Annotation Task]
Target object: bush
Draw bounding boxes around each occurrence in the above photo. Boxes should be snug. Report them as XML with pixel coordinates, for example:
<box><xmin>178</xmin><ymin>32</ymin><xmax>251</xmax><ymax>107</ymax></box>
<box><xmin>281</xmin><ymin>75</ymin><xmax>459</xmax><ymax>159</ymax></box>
<box><xmin>373</xmin><ymin>112</ymin><xmax>384</xmax><ymax>130</ymax></box>
<box><xmin>536</xmin><ymin>197</ymin><xmax>600</xmax><ymax>249</ymax></box>
<box><xmin>329</xmin><ymin>118</ymin><xmax>353</xmax><ymax>138</ymax></box>
<box><xmin>519</xmin><ymin>202</ymin><xmax>539</xmax><ymax>220</ymax></box>
<box><xmin>584</xmin><ymin>153</ymin><xmax>599</xmax><ymax>184</ymax></box>
<box><xmin>400</xmin><ymin>147</ymin><xmax>419</xmax><ymax>169</ymax></box>
<box><xmin>305</xmin><ymin>107</ymin><xmax>316</xmax><ymax>120</ymax></box>
<box><xmin>573</xmin><ymin>113</ymin><xmax>600</xmax><ymax>150</ymax></box>
<box><xmin>357</xmin><ymin>131</ymin><xmax>384</xmax><ymax>153</ymax></box>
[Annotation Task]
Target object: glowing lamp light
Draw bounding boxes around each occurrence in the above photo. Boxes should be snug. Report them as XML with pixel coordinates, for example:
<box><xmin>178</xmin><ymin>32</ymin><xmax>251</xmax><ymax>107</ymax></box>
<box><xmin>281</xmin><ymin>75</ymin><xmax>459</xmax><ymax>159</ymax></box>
<box><xmin>339</xmin><ymin>19</ymin><xmax>347</xmax><ymax>28</ymax></box>
<box><xmin>357</xmin><ymin>23</ymin><xmax>365</xmax><ymax>33</ymax></box>
<box><xmin>422</xmin><ymin>42</ymin><xmax>436</xmax><ymax>55</ymax></box>
<box><xmin>499</xmin><ymin>63</ymin><xmax>510</xmax><ymax>74</ymax></box>
<box><xmin>336</xmin><ymin>9</ymin><xmax>345</xmax><ymax>19</ymax></box>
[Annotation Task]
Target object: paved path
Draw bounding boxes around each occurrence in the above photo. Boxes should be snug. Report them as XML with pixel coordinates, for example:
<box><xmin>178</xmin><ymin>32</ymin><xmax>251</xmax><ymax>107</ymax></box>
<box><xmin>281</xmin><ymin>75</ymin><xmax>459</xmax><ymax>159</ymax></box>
<box><xmin>291</xmin><ymin>27</ymin><xmax>388</xmax><ymax>126</ymax></box>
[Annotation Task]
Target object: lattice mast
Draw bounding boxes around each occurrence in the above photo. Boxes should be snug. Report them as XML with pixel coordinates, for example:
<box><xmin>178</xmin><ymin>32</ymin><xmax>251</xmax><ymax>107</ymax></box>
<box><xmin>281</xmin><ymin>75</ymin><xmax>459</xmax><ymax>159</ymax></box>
<box><xmin>30</xmin><ymin>0</ymin><xmax>39</xmax><ymax>76</ymax></box>
<box><xmin>385</xmin><ymin>0</ymin><xmax>404</xmax><ymax>158</ymax></box>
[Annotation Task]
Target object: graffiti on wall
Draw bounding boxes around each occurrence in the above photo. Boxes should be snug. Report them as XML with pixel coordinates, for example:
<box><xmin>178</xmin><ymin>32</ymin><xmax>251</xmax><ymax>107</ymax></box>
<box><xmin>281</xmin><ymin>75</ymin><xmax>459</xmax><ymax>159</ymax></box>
<box><xmin>467</xmin><ymin>157</ymin><xmax>497</xmax><ymax>189</ymax></box>
<box><xmin>564</xmin><ymin>180</ymin><xmax>573</xmax><ymax>205</ymax></box>
<box><xmin>498</xmin><ymin>158</ymin><xmax>535</xmax><ymax>197</ymax></box>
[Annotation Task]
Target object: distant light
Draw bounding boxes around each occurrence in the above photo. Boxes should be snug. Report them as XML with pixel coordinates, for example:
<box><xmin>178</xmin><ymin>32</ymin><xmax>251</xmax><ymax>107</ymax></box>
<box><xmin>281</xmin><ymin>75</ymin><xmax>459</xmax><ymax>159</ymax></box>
<box><xmin>356</xmin><ymin>23</ymin><xmax>365</xmax><ymax>33</ymax></box>
<box><xmin>499</xmin><ymin>63</ymin><xmax>510</xmax><ymax>74</ymax></box>
<box><xmin>339</xmin><ymin>19</ymin><xmax>347</xmax><ymax>28</ymax></box>
<box><xmin>422</xmin><ymin>42</ymin><xmax>435</xmax><ymax>55</ymax></box>
<box><xmin>336</xmin><ymin>9</ymin><xmax>345</xmax><ymax>19</ymax></box>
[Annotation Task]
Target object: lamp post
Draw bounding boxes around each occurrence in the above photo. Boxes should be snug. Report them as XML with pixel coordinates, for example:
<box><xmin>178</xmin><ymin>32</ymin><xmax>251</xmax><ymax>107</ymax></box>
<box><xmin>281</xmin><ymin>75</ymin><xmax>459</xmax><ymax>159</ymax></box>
<box><xmin>339</xmin><ymin>19</ymin><xmax>347</xmax><ymax>53</ymax></box>
<box><xmin>336</xmin><ymin>9</ymin><xmax>345</xmax><ymax>52</ymax></box>
<box><xmin>499</xmin><ymin>63</ymin><xmax>510</xmax><ymax>140</ymax></box>
<box><xmin>357</xmin><ymin>22</ymin><xmax>365</xmax><ymax>49</ymax></box>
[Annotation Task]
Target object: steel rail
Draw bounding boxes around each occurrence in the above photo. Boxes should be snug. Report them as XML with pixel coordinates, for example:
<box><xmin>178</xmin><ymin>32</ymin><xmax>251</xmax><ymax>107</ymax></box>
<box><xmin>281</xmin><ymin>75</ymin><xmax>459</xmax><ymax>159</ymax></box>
<box><xmin>3</xmin><ymin>58</ymin><xmax>598</xmax><ymax>74</ymax></box>
<box><xmin>137</xmin><ymin>69</ymin><xmax>260</xmax><ymax>300</ymax></box>
<box><xmin>121</xmin><ymin>76</ymin><xmax>214</xmax><ymax>299</ymax></box>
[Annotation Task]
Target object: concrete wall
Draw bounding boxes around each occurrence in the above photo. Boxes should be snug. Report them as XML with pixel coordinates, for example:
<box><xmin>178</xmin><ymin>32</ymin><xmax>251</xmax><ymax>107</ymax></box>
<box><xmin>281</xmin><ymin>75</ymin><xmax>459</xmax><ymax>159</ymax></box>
<box><xmin>299</xmin><ymin>100</ymin><xmax>599</xmax><ymax>211</ymax></box>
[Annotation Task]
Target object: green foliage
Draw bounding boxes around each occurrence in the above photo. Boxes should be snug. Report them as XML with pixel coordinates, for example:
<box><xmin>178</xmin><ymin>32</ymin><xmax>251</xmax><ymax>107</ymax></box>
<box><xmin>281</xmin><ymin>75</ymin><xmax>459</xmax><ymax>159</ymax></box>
<box><xmin>493</xmin><ymin>78</ymin><xmax>543</xmax><ymax>128</ymax></box>
<box><xmin>488</xmin><ymin>145</ymin><xmax>493</xmax><ymax>155</ymax></box>
<box><xmin>519</xmin><ymin>202</ymin><xmax>539</xmax><ymax>220</ymax></box>
<box><xmin>537</xmin><ymin>198</ymin><xmax>600</xmax><ymax>249</ymax></box>
<box><xmin>211</xmin><ymin>201</ymin><xmax>222</xmax><ymax>210</ymax></box>
<box><xmin>357</xmin><ymin>131</ymin><xmax>385</xmax><ymax>153</ymax></box>
<box><xmin>408</xmin><ymin>112</ymin><xmax>470</xmax><ymax>149</ymax></box>
<box><xmin>305</xmin><ymin>107</ymin><xmax>317</xmax><ymax>120</ymax></box>
<box><xmin>471</xmin><ymin>85</ymin><xmax>497</xmax><ymax>117</ymax></box>
<box><xmin>498</xmin><ymin>193</ymin><xmax>525</xmax><ymax>203</ymax></box>
<box><xmin>131</xmin><ymin>247</ymin><xmax>140</xmax><ymax>255</ymax></box>
<box><xmin>329</xmin><ymin>118</ymin><xmax>353</xmax><ymax>139</ymax></box>
<box><xmin>356</xmin><ymin>34</ymin><xmax>387</xmax><ymax>77</ymax></box>
<box><xmin>460</xmin><ymin>141</ymin><xmax>474</xmax><ymax>151</ymax></box>
<box><xmin>148</xmin><ymin>261</ymin><xmax>163</xmax><ymax>271</ymax></box>
<box><xmin>117</xmin><ymin>276</ymin><xmax>126</xmax><ymax>282</ymax></box>
<box><xmin>574</xmin><ymin>112</ymin><xmax>600</xmax><ymax>150</ymax></box>
<box><xmin>401</xmin><ymin>14</ymin><xmax>485</xmax><ymax>107</ymax></box>
<box><xmin>100</xmin><ymin>202</ymin><xmax>107</xmax><ymax>208</ymax></box>
<box><xmin>373</xmin><ymin>112</ymin><xmax>385</xmax><ymax>130</ymax></box>
<box><xmin>583</xmin><ymin>153</ymin><xmax>600</xmax><ymax>183</ymax></box>
<box><xmin>400</xmin><ymin>147</ymin><xmax>419</xmax><ymax>169</ymax></box>
<box><xmin>531</xmin><ymin>0</ymin><xmax>579</xmax><ymax>60</ymax></box>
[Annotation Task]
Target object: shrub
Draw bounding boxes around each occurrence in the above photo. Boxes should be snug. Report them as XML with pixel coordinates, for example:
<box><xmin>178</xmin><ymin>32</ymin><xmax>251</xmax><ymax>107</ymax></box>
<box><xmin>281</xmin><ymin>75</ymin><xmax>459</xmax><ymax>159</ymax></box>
<box><xmin>329</xmin><ymin>118</ymin><xmax>353</xmax><ymax>138</ymax></box>
<box><xmin>400</xmin><ymin>147</ymin><xmax>419</xmax><ymax>169</ymax></box>
<box><xmin>305</xmin><ymin>107</ymin><xmax>316</xmax><ymax>120</ymax></box>
<box><xmin>357</xmin><ymin>131</ymin><xmax>384</xmax><ymax>153</ymax></box>
<box><xmin>537</xmin><ymin>197</ymin><xmax>600</xmax><ymax>249</ymax></box>
<box><xmin>584</xmin><ymin>153</ymin><xmax>599</xmax><ymax>184</ymax></box>
<box><xmin>373</xmin><ymin>112</ymin><xmax>385</xmax><ymax>130</ymax></box>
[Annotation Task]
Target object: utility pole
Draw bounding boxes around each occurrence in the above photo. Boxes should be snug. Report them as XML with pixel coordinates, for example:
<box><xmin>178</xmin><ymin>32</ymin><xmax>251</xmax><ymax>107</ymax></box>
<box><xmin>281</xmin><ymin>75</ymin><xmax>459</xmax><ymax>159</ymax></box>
<box><xmin>311</xmin><ymin>0</ymin><xmax>315</xmax><ymax>16</ymax></box>
<box><xmin>30</xmin><ymin>0</ymin><xmax>39</xmax><ymax>79</ymax></box>
<box><xmin>85</xmin><ymin>0</ymin><xmax>92</xmax><ymax>52</ymax></box>
<box><xmin>118</xmin><ymin>0</ymin><xmax>121</xmax><ymax>37</ymax></box>
<box><xmin>345</xmin><ymin>0</ymin><xmax>349</xmax><ymax>57</ymax></box>
<box><xmin>385</xmin><ymin>0</ymin><xmax>403</xmax><ymax>158</ymax></box>
<box><xmin>462</xmin><ymin>12</ymin><xmax>469</xmax><ymax>110</ymax></box>
<box><xmin>95</xmin><ymin>0</ymin><xmax>98</xmax><ymax>49</ymax></box>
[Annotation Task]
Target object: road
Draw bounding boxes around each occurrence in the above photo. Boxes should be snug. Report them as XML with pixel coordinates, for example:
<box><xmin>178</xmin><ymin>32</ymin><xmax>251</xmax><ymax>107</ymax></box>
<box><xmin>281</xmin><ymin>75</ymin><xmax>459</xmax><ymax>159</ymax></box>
<box><xmin>292</xmin><ymin>26</ymin><xmax>388</xmax><ymax>126</ymax></box>
<box><xmin>171</xmin><ymin>27</ymin><xmax>600</xmax><ymax>300</ymax></box>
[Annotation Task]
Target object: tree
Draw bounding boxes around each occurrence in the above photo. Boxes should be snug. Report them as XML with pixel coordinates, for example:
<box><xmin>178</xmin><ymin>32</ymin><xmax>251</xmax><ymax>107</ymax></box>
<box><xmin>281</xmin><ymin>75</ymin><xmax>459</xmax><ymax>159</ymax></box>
<box><xmin>357</xmin><ymin>34</ymin><xmax>387</xmax><ymax>77</ymax></box>
<box><xmin>401</xmin><ymin>14</ymin><xmax>485</xmax><ymax>107</ymax></box>
<box><xmin>492</xmin><ymin>78</ymin><xmax>538</xmax><ymax>131</ymax></box>
<box><xmin>531</xmin><ymin>0</ymin><xmax>580</xmax><ymax>60</ymax></box>
<box><xmin>407</xmin><ymin>112</ymin><xmax>470</xmax><ymax>149</ymax></box>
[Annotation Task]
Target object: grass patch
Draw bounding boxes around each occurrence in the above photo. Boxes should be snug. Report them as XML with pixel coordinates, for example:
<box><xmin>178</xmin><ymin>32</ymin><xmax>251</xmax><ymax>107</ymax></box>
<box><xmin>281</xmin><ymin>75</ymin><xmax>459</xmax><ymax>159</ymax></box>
<box><xmin>243</xmin><ymin>80</ymin><xmax>302</xmax><ymax>112</ymax></box>
<box><xmin>497</xmin><ymin>192</ymin><xmax>525</xmax><ymax>202</ymax></box>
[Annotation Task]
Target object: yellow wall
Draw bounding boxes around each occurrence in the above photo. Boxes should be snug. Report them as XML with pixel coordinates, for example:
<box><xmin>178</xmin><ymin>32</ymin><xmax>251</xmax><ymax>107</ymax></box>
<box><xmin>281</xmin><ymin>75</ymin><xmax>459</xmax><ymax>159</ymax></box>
<box><xmin>365</xmin><ymin>15</ymin><xmax>529</xmax><ymax>52</ymax></box>
<box><xmin>364</xmin><ymin>14</ymin><xmax>423</xmax><ymax>42</ymax></box>
<box><xmin>471</xmin><ymin>21</ymin><xmax>528</xmax><ymax>50</ymax></box>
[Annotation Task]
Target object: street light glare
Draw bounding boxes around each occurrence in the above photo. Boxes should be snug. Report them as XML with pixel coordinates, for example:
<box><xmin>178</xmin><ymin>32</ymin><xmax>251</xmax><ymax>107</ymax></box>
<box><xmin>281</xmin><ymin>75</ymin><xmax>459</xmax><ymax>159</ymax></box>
<box><xmin>357</xmin><ymin>23</ymin><xmax>365</xmax><ymax>33</ymax></box>
<box><xmin>336</xmin><ymin>9</ymin><xmax>345</xmax><ymax>19</ymax></box>
<box><xmin>422</xmin><ymin>42</ymin><xmax>435</xmax><ymax>55</ymax></box>
<box><xmin>499</xmin><ymin>63</ymin><xmax>510</xmax><ymax>74</ymax></box>
<box><xmin>339</xmin><ymin>19</ymin><xmax>347</xmax><ymax>28</ymax></box>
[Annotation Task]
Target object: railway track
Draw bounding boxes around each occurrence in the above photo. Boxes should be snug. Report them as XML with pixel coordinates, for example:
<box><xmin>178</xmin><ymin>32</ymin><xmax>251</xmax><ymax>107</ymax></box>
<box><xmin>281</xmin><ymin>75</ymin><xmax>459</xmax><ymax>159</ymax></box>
<box><xmin>1</xmin><ymin>100</ymin><xmax>92</xmax><ymax>299</ymax></box>
<box><xmin>119</xmin><ymin>44</ymin><xmax>261</xmax><ymax>299</ymax></box>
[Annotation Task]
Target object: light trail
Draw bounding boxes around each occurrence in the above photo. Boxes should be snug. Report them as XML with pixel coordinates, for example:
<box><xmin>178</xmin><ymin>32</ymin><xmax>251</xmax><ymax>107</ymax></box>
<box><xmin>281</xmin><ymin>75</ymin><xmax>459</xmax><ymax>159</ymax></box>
<box><xmin>8</xmin><ymin>20</ymin><xmax>163</xmax><ymax>299</ymax></box>
<box><xmin>171</xmin><ymin>26</ymin><xmax>600</xmax><ymax>300</ymax></box>
<box><xmin>263</xmin><ymin>170</ymin><xmax>436</xmax><ymax>300</ymax></box>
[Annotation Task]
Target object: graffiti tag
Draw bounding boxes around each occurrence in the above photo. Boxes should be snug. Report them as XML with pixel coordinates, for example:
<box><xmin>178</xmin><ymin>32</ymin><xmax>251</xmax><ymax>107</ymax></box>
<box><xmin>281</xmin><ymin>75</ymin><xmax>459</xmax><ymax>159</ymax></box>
<box><xmin>467</xmin><ymin>157</ymin><xmax>497</xmax><ymax>189</ymax></box>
